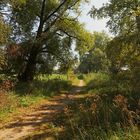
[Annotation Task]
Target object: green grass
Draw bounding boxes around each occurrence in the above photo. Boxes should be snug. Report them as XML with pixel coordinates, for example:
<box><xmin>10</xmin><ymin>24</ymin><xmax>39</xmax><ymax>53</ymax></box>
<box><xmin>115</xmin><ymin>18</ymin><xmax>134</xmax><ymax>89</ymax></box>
<box><xmin>83</xmin><ymin>72</ymin><xmax>133</xmax><ymax>95</ymax></box>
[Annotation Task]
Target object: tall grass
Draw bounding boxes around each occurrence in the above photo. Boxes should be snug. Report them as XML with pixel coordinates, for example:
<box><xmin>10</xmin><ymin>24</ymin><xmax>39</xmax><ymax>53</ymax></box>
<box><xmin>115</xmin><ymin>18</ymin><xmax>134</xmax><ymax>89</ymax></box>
<box><xmin>62</xmin><ymin>94</ymin><xmax>140</xmax><ymax>139</ymax></box>
<box><xmin>58</xmin><ymin>72</ymin><xmax>140</xmax><ymax>140</ymax></box>
<box><xmin>84</xmin><ymin>72</ymin><xmax>132</xmax><ymax>96</ymax></box>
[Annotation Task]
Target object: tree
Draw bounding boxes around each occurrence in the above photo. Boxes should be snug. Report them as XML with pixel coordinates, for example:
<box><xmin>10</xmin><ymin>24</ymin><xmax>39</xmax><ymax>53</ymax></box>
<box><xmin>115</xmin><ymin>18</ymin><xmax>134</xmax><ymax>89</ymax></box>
<box><xmin>0</xmin><ymin>16</ymin><xmax>11</xmax><ymax>71</ymax></box>
<box><xmin>78</xmin><ymin>32</ymin><xmax>111</xmax><ymax>73</ymax></box>
<box><xmin>0</xmin><ymin>0</ymin><xmax>91</xmax><ymax>81</ymax></box>
<box><xmin>90</xmin><ymin>0</ymin><xmax>140</xmax><ymax>93</ymax></box>
<box><xmin>90</xmin><ymin>0</ymin><xmax>140</xmax><ymax>35</ymax></box>
<box><xmin>90</xmin><ymin>0</ymin><xmax>140</xmax><ymax>73</ymax></box>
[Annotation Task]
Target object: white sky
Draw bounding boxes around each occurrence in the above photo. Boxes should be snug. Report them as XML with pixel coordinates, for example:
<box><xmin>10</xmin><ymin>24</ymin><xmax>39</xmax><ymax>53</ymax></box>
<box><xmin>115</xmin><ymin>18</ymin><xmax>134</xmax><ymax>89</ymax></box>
<box><xmin>79</xmin><ymin>0</ymin><xmax>109</xmax><ymax>33</ymax></box>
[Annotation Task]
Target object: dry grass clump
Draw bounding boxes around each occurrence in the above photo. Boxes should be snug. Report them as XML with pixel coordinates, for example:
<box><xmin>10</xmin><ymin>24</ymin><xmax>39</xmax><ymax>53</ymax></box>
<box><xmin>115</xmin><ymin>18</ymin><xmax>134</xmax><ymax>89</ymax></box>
<box><xmin>0</xmin><ymin>80</ymin><xmax>17</xmax><ymax>115</ymax></box>
<box><xmin>0</xmin><ymin>80</ymin><xmax>14</xmax><ymax>91</ymax></box>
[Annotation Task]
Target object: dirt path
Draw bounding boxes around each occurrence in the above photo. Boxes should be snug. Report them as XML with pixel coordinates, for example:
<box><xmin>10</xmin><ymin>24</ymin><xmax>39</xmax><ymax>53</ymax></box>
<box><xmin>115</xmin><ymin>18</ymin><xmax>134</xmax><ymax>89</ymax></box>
<box><xmin>0</xmin><ymin>80</ymin><xmax>85</xmax><ymax>140</ymax></box>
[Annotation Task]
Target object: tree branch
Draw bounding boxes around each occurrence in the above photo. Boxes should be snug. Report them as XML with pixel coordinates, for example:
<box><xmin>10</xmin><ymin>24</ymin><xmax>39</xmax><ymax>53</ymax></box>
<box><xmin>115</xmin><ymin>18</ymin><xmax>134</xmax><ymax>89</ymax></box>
<box><xmin>58</xmin><ymin>29</ymin><xmax>82</xmax><ymax>41</ymax></box>
<box><xmin>43</xmin><ymin>0</ymin><xmax>80</xmax><ymax>32</ymax></box>
<box><xmin>44</xmin><ymin>0</ymin><xmax>67</xmax><ymax>22</ymax></box>
<box><xmin>36</xmin><ymin>0</ymin><xmax>46</xmax><ymax>37</ymax></box>
<box><xmin>41</xmin><ymin>49</ymin><xmax>66</xmax><ymax>63</ymax></box>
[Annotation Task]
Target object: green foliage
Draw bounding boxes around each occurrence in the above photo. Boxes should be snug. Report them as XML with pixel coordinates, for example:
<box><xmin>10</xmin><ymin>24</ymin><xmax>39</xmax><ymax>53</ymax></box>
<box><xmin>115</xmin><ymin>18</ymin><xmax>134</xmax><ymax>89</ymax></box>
<box><xmin>130</xmin><ymin>56</ymin><xmax>140</xmax><ymax>93</ymax></box>
<box><xmin>75</xmin><ymin>28</ymin><xmax>94</xmax><ymax>56</ymax></box>
<box><xmin>15</xmin><ymin>74</ymin><xmax>71</xmax><ymax>96</ymax></box>
<box><xmin>90</xmin><ymin>0</ymin><xmax>140</xmax><ymax>34</ymax></box>
<box><xmin>83</xmin><ymin>72</ymin><xmax>133</xmax><ymax>96</ymax></box>
<box><xmin>106</xmin><ymin>34</ymin><xmax>139</xmax><ymax>75</ymax></box>
<box><xmin>78</xmin><ymin>32</ymin><xmax>111</xmax><ymax>73</ymax></box>
<box><xmin>0</xmin><ymin>49</ymin><xmax>6</xmax><ymax>71</ymax></box>
<box><xmin>57</xmin><ymin>16</ymin><xmax>94</xmax><ymax>55</ymax></box>
<box><xmin>0</xmin><ymin>17</ymin><xmax>11</xmax><ymax>45</ymax></box>
<box><xmin>90</xmin><ymin>0</ymin><xmax>140</xmax><ymax>94</ymax></box>
<box><xmin>83</xmin><ymin>73</ymin><xmax>110</xmax><ymax>92</ymax></box>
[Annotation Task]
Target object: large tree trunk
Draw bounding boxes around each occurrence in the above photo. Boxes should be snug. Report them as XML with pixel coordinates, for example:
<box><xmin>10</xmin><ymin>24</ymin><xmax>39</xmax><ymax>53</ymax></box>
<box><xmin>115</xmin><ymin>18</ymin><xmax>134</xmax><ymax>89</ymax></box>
<box><xmin>136</xmin><ymin>15</ymin><xmax>140</xmax><ymax>32</ymax></box>
<box><xmin>18</xmin><ymin>46</ymin><xmax>39</xmax><ymax>82</ymax></box>
<box><xmin>17</xmin><ymin>0</ymin><xmax>46</xmax><ymax>82</ymax></box>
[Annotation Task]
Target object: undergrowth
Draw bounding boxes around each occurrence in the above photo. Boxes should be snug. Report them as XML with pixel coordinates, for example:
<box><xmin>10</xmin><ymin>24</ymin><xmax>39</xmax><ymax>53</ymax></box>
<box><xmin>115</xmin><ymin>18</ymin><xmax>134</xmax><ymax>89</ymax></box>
<box><xmin>54</xmin><ymin>72</ymin><xmax>140</xmax><ymax>140</ymax></box>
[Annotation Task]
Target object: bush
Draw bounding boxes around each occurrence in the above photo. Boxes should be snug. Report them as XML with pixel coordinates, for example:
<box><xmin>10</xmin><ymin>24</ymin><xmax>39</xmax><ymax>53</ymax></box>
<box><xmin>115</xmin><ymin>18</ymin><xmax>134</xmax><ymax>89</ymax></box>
<box><xmin>77</xmin><ymin>74</ymin><xmax>84</xmax><ymax>80</ymax></box>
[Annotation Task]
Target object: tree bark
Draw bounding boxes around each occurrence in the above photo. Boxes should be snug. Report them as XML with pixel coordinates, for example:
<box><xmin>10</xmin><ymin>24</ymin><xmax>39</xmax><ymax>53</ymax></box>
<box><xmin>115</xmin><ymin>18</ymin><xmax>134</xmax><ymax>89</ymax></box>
<box><xmin>18</xmin><ymin>46</ymin><xmax>39</xmax><ymax>82</ymax></box>
<box><xmin>136</xmin><ymin>15</ymin><xmax>140</xmax><ymax>32</ymax></box>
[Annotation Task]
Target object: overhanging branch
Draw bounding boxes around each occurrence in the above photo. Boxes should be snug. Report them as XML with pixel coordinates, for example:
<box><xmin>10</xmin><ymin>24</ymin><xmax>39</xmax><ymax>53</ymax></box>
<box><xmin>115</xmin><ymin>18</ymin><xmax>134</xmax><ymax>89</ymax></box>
<box><xmin>41</xmin><ymin>49</ymin><xmax>66</xmax><ymax>63</ymax></box>
<box><xmin>58</xmin><ymin>29</ymin><xmax>82</xmax><ymax>41</ymax></box>
<box><xmin>44</xmin><ymin>0</ymin><xmax>67</xmax><ymax>23</ymax></box>
<box><xmin>43</xmin><ymin>0</ymin><xmax>80</xmax><ymax>32</ymax></box>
